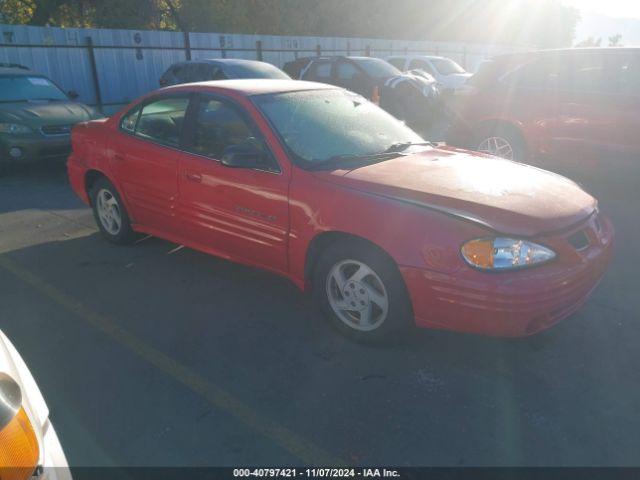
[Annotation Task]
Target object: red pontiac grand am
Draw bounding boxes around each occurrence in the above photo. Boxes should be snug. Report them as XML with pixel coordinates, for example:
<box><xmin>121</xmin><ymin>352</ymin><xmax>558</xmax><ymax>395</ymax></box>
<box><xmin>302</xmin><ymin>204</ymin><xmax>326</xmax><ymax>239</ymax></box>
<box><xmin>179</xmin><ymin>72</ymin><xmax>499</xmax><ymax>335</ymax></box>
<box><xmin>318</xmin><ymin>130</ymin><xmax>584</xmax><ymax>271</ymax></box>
<box><xmin>67</xmin><ymin>80</ymin><xmax>614</xmax><ymax>342</ymax></box>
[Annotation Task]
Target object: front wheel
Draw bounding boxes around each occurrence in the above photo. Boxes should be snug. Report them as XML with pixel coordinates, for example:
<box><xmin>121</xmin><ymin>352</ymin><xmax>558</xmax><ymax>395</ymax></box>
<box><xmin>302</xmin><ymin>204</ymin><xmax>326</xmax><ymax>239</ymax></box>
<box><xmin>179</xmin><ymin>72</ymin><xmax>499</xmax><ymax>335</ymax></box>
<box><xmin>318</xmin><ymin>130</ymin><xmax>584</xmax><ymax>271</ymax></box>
<box><xmin>90</xmin><ymin>177</ymin><xmax>135</xmax><ymax>244</ymax></box>
<box><xmin>312</xmin><ymin>240</ymin><xmax>413</xmax><ymax>343</ymax></box>
<box><xmin>475</xmin><ymin>125</ymin><xmax>526</xmax><ymax>162</ymax></box>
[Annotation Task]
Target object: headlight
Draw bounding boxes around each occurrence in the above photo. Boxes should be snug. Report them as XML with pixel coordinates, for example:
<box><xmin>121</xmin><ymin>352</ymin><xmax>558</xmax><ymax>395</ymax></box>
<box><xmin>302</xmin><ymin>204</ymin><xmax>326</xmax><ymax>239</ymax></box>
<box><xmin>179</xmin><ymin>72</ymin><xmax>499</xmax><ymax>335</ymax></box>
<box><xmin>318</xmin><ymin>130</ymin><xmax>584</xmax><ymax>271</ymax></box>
<box><xmin>0</xmin><ymin>372</ymin><xmax>39</xmax><ymax>479</ymax></box>
<box><xmin>461</xmin><ymin>237</ymin><xmax>556</xmax><ymax>271</ymax></box>
<box><xmin>0</xmin><ymin>123</ymin><xmax>33</xmax><ymax>135</ymax></box>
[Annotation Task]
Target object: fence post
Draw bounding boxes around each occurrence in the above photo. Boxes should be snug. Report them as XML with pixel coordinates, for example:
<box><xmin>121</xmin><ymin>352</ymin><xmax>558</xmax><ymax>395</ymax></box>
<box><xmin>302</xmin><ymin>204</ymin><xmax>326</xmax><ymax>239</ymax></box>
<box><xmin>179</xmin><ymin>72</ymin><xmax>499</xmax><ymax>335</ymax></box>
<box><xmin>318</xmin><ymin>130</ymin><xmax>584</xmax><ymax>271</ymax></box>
<box><xmin>365</xmin><ymin>44</ymin><xmax>371</xmax><ymax>56</ymax></box>
<box><xmin>462</xmin><ymin>45</ymin><xmax>467</xmax><ymax>69</ymax></box>
<box><xmin>316</xmin><ymin>44</ymin><xmax>321</xmax><ymax>57</ymax></box>
<box><xmin>183</xmin><ymin>31</ymin><xmax>192</xmax><ymax>60</ymax></box>
<box><xmin>347</xmin><ymin>41</ymin><xmax>351</xmax><ymax>56</ymax></box>
<box><xmin>256</xmin><ymin>40</ymin><xmax>263</xmax><ymax>61</ymax></box>
<box><xmin>85</xmin><ymin>36</ymin><xmax>103</xmax><ymax>113</ymax></box>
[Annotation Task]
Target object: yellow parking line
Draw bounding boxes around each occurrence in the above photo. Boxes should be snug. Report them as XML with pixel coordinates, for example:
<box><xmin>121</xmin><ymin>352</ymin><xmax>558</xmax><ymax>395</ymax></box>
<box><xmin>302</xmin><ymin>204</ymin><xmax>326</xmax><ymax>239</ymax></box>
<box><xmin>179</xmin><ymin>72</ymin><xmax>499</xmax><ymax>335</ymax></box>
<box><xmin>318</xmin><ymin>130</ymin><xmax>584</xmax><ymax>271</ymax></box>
<box><xmin>0</xmin><ymin>255</ymin><xmax>340</xmax><ymax>466</ymax></box>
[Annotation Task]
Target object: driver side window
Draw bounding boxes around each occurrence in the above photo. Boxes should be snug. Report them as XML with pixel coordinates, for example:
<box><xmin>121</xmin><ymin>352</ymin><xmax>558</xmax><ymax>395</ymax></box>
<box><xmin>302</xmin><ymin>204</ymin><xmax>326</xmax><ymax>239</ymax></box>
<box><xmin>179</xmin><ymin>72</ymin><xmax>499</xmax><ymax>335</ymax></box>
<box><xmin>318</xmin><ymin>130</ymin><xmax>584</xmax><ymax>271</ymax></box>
<box><xmin>188</xmin><ymin>97</ymin><xmax>278</xmax><ymax>172</ymax></box>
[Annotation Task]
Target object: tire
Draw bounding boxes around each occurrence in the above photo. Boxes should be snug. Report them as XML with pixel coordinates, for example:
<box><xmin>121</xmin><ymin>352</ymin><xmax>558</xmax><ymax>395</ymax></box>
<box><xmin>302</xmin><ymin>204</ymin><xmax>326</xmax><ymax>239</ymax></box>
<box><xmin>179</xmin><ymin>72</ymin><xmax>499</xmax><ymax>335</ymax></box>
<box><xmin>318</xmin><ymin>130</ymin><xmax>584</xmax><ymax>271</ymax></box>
<box><xmin>474</xmin><ymin>124</ymin><xmax>526</xmax><ymax>162</ymax></box>
<box><xmin>90</xmin><ymin>177</ymin><xmax>136</xmax><ymax>244</ymax></box>
<box><xmin>312</xmin><ymin>239</ymin><xmax>413</xmax><ymax>343</ymax></box>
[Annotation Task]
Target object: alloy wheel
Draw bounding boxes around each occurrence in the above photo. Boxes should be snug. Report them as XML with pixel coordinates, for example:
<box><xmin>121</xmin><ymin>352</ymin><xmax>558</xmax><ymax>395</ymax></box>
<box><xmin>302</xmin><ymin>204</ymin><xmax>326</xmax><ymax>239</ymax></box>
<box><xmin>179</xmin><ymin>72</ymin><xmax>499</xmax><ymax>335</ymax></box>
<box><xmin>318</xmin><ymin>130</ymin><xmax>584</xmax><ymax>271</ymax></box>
<box><xmin>326</xmin><ymin>259</ymin><xmax>389</xmax><ymax>332</ymax></box>
<box><xmin>96</xmin><ymin>188</ymin><xmax>122</xmax><ymax>235</ymax></box>
<box><xmin>477</xmin><ymin>136</ymin><xmax>514</xmax><ymax>160</ymax></box>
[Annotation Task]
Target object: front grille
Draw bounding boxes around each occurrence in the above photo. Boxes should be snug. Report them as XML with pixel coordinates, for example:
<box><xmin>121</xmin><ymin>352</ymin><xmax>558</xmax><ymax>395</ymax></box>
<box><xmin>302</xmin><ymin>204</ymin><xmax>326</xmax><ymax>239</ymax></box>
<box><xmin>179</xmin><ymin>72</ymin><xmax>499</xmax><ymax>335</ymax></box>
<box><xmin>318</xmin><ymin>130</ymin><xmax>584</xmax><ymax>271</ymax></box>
<box><xmin>568</xmin><ymin>229</ymin><xmax>590</xmax><ymax>251</ymax></box>
<box><xmin>41</xmin><ymin>124</ymin><xmax>72</xmax><ymax>136</ymax></box>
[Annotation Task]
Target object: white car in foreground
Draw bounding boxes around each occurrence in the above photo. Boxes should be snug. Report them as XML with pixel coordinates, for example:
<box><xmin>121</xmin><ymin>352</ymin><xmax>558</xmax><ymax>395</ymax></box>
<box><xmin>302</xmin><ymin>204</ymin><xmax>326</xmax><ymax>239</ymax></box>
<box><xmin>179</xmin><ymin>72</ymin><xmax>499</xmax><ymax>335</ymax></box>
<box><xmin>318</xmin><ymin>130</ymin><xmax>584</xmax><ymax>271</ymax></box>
<box><xmin>0</xmin><ymin>329</ymin><xmax>70</xmax><ymax>480</ymax></box>
<box><xmin>386</xmin><ymin>55</ymin><xmax>472</xmax><ymax>91</ymax></box>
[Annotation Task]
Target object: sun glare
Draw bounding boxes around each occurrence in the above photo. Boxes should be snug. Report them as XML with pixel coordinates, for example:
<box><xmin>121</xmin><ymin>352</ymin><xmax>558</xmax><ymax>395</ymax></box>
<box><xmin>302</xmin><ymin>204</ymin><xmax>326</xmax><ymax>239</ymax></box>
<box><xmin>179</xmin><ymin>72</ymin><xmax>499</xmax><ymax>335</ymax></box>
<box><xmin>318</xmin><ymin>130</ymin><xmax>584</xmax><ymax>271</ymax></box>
<box><xmin>562</xmin><ymin>0</ymin><xmax>640</xmax><ymax>19</ymax></box>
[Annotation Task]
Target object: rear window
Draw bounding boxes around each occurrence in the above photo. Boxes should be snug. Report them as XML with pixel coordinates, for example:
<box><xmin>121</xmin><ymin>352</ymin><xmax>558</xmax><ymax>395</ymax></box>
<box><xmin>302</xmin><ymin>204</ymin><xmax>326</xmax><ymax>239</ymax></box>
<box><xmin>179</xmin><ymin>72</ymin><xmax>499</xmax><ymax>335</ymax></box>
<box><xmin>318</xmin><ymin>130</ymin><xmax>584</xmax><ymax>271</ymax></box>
<box><xmin>352</xmin><ymin>58</ymin><xmax>401</xmax><ymax>78</ymax></box>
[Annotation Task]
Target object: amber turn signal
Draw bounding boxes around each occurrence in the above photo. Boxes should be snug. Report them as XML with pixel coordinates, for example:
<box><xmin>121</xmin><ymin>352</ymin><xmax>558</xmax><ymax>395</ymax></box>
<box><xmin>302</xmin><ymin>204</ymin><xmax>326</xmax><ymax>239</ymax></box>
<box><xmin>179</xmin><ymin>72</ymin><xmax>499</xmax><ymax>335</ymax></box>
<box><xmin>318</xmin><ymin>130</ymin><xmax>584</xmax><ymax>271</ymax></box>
<box><xmin>0</xmin><ymin>373</ymin><xmax>39</xmax><ymax>480</ymax></box>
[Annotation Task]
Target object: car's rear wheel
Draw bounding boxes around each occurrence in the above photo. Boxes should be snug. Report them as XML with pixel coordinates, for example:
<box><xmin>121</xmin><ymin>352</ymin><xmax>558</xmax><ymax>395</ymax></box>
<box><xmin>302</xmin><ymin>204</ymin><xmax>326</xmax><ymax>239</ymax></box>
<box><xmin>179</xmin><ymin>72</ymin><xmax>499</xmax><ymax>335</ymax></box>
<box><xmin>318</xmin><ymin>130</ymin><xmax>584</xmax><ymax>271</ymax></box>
<box><xmin>475</xmin><ymin>124</ymin><xmax>525</xmax><ymax>161</ymax></box>
<box><xmin>90</xmin><ymin>177</ymin><xmax>135</xmax><ymax>244</ymax></box>
<box><xmin>312</xmin><ymin>239</ymin><xmax>413</xmax><ymax>343</ymax></box>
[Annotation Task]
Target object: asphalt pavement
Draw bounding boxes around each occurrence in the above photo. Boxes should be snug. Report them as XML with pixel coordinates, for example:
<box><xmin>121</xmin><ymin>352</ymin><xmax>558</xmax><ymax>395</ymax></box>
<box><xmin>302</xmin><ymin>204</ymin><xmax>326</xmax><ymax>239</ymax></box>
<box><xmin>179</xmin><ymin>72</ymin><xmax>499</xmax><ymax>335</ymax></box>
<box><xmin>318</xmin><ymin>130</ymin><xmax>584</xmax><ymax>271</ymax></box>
<box><xmin>0</xmin><ymin>159</ymin><xmax>639</xmax><ymax>467</ymax></box>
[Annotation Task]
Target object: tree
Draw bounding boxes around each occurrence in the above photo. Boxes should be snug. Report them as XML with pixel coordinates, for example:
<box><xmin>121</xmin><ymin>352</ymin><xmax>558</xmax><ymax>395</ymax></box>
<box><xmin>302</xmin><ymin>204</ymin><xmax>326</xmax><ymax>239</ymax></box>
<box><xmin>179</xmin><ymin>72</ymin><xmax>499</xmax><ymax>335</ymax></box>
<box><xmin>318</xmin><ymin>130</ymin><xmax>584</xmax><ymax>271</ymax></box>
<box><xmin>608</xmin><ymin>33</ymin><xmax>622</xmax><ymax>47</ymax></box>
<box><xmin>0</xmin><ymin>0</ymin><xmax>581</xmax><ymax>48</ymax></box>
<box><xmin>575</xmin><ymin>36</ymin><xmax>602</xmax><ymax>47</ymax></box>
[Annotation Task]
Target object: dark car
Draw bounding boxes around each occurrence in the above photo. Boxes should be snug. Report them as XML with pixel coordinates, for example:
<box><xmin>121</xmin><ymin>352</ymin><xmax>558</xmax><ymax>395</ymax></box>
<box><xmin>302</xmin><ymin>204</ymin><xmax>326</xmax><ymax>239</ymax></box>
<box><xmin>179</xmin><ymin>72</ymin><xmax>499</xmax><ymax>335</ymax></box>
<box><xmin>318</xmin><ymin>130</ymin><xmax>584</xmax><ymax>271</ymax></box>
<box><xmin>159</xmin><ymin>59</ymin><xmax>290</xmax><ymax>87</ymax></box>
<box><xmin>283</xmin><ymin>56</ymin><xmax>440</xmax><ymax>132</ymax></box>
<box><xmin>0</xmin><ymin>64</ymin><xmax>102</xmax><ymax>166</ymax></box>
<box><xmin>446</xmin><ymin>48</ymin><xmax>640</xmax><ymax>167</ymax></box>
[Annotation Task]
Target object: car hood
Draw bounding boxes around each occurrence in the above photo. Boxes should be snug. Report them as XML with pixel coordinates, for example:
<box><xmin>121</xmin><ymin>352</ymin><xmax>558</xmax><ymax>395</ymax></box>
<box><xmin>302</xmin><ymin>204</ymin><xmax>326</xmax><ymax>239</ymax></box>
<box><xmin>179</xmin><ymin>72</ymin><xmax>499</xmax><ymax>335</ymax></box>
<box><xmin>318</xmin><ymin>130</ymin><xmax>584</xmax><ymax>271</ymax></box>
<box><xmin>0</xmin><ymin>101</ymin><xmax>96</xmax><ymax>128</ymax></box>
<box><xmin>313</xmin><ymin>148</ymin><xmax>596</xmax><ymax>236</ymax></box>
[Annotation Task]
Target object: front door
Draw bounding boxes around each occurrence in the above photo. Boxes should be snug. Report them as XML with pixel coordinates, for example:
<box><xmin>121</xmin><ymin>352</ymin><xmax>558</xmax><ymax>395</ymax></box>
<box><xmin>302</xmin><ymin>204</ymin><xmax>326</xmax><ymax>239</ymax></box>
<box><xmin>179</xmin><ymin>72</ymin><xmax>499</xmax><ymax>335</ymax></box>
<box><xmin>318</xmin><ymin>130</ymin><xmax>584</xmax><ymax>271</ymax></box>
<box><xmin>177</xmin><ymin>94</ymin><xmax>290</xmax><ymax>273</ymax></box>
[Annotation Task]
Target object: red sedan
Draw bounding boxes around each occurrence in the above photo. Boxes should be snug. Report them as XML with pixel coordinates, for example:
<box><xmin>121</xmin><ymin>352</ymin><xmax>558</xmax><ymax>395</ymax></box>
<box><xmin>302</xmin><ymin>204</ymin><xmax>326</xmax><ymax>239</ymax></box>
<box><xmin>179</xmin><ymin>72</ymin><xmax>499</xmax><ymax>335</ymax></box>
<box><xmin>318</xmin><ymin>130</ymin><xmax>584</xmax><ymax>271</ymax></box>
<box><xmin>67</xmin><ymin>80</ymin><xmax>613</xmax><ymax>341</ymax></box>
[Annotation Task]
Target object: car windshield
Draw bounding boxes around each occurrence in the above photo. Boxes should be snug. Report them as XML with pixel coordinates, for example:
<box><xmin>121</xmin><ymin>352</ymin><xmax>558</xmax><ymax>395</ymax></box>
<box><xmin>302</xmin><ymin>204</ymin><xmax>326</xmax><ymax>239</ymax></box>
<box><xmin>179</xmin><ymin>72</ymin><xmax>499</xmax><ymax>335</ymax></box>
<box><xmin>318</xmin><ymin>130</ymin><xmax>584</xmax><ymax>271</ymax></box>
<box><xmin>225</xmin><ymin>62</ymin><xmax>291</xmax><ymax>80</ymax></box>
<box><xmin>352</xmin><ymin>58</ymin><xmax>402</xmax><ymax>78</ymax></box>
<box><xmin>253</xmin><ymin>89</ymin><xmax>425</xmax><ymax>169</ymax></box>
<box><xmin>0</xmin><ymin>75</ymin><xmax>68</xmax><ymax>102</ymax></box>
<box><xmin>431</xmin><ymin>58</ymin><xmax>466</xmax><ymax>75</ymax></box>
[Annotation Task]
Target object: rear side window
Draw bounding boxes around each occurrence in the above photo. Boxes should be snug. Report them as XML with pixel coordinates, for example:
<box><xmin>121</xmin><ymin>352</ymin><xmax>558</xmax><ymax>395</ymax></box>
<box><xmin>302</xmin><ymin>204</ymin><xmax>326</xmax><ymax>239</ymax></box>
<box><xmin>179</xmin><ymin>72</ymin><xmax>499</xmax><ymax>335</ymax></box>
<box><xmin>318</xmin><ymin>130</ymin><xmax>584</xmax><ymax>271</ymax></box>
<box><xmin>502</xmin><ymin>55</ymin><xmax>567</xmax><ymax>90</ymax></box>
<box><xmin>135</xmin><ymin>96</ymin><xmax>190</xmax><ymax>147</ymax></box>
<box><xmin>336</xmin><ymin>61</ymin><xmax>359</xmax><ymax>80</ymax></box>
<box><xmin>387</xmin><ymin>58</ymin><xmax>406</xmax><ymax>70</ymax></box>
<box><xmin>304</xmin><ymin>61</ymin><xmax>332</xmax><ymax>80</ymax></box>
<box><xmin>408</xmin><ymin>59</ymin><xmax>433</xmax><ymax>74</ymax></box>
<box><xmin>171</xmin><ymin>64</ymin><xmax>186</xmax><ymax>82</ymax></box>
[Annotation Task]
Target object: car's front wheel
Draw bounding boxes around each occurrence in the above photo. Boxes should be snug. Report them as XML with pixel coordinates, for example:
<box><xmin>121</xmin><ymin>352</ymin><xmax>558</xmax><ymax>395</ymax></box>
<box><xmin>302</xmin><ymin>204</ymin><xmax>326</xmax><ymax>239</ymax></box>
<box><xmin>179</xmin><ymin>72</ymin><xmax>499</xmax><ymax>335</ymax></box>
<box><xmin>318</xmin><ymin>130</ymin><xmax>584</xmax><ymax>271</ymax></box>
<box><xmin>313</xmin><ymin>240</ymin><xmax>413</xmax><ymax>342</ymax></box>
<box><xmin>90</xmin><ymin>177</ymin><xmax>135</xmax><ymax>244</ymax></box>
<box><xmin>475</xmin><ymin>124</ymin><xmax>525</xmax><ymax>161</ymax></box>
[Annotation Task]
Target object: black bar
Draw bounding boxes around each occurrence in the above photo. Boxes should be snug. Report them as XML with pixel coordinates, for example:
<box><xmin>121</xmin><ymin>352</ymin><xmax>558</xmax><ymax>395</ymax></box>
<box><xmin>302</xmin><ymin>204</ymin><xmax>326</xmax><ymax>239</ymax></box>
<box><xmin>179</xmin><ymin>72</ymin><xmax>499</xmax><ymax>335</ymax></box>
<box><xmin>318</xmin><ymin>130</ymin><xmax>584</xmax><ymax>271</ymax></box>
<box><xmin>256</xmin><ymin>40</ymin><xmax>263</xmax><ymax>61</ymax></box>
<box><xmin>85</xmin><ymin>36</ymin><xmax>103</xmax><ymax>114</ymax></box>
<box><xmin>316</xmin><ymin>44</ymin><xmax>321</xmax><ymax>57</ymax></box>
<box><xmin>60</xmin><ymin>467</ymin><xmax>640</xmax><ymax>480</ymax></box>
<box><xmin>183</xmin><ymin>31</ymin><xmax>191</xmax><ymax>60</ymax></box>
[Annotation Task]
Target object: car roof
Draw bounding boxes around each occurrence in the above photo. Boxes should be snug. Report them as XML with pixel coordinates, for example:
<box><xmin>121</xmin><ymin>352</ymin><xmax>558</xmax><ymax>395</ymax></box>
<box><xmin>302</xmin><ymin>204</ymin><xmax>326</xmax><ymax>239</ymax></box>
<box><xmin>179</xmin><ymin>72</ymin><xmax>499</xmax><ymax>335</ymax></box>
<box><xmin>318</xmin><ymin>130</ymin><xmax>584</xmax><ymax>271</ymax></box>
<box><xmin>162</xmin><ymin>79</ymin><xmax>337</xmax><ymax>96</ymax></box>
<box><xmin>388</xmin><ymin>55</ymin><xmax>444</xmax><ymax>60</ymax></box>
<box><xmin>0</xmin><ymin>67</ymin><xmax>36</xmax><ymax>76</ymax></box>
<box><xmin>180</xmin><ymin>58</ymin><xmax>274</xmax><ymax>67</ymax></box>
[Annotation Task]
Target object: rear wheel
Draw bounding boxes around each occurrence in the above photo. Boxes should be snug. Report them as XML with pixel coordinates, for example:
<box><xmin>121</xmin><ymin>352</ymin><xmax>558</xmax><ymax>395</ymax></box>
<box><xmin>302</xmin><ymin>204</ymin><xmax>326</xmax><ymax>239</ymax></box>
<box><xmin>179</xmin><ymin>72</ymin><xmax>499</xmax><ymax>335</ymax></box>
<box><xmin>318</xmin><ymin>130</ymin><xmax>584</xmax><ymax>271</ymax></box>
<box><xmin>90</xmin><ymin>177</ymin><xmax>135</xmax><ymax>244</ymax></box>
<box><xmin>312</xmin><ymin>239</ymin><xmax>413</xmax><ymax>343</ymax></box>
<box><xmin>475</xmin><ymin>124</ymin><xmax>526</xmax><ymax>161</ymax></box>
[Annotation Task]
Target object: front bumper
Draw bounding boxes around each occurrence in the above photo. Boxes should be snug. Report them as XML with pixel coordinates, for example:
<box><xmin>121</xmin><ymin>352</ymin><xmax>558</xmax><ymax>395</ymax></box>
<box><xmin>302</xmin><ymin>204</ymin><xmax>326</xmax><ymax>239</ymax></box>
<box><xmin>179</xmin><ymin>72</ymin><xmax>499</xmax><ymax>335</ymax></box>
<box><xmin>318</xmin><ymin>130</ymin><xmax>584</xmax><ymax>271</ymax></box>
<box><xmin>0</xmin><ymin>133</ymin><xmax>71</xmax><ymax>163</ymax></box>
<box><xmin>401</xmin><ymin>213</ymin><xmax>614</xmax><ymax>337</ymax></box>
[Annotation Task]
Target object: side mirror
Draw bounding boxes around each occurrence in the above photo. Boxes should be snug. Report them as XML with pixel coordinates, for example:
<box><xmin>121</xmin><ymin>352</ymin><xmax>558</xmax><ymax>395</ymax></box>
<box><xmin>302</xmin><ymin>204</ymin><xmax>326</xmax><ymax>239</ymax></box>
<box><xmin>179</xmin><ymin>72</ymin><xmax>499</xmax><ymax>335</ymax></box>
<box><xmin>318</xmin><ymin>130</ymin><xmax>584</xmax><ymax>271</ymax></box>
<box><xmin>221</xmin><ymin>144</ymin><xmax>267</xmax><ymax>169</ymax></box>
<box><xmin>67</xmin><ymin>90</ymin><xmax>79</xmax><ymax>100</ymax></box>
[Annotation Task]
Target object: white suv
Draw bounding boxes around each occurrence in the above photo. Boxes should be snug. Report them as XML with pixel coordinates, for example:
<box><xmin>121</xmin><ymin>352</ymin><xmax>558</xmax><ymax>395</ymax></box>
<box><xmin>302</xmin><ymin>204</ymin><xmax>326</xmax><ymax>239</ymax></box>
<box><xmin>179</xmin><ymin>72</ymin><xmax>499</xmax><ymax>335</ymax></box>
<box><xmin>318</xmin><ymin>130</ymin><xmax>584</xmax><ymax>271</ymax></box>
<box><xmin>387</xmin><ymin>55</ymin><xmax>472</xmax><ymax>91</ymax></box>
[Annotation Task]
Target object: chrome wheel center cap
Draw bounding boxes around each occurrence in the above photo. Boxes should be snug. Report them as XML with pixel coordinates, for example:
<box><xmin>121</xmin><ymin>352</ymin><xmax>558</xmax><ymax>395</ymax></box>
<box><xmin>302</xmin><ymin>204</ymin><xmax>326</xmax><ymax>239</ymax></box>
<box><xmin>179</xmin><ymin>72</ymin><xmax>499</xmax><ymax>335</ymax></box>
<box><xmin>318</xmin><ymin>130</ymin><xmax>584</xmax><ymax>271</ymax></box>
<box><xmin>343</xmin><ymin>281</ymin><xmax>369</xmax><ymax>311</ymax></box>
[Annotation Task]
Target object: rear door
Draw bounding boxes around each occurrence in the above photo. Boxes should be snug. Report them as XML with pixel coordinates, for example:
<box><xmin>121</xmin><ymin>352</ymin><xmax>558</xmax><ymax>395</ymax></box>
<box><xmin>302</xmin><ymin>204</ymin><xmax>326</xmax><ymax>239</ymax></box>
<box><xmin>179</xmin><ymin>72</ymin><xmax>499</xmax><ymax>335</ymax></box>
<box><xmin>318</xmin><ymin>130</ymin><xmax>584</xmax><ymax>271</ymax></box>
<box><xmin>177</xmin><ymin>93</ymin><xmax>289</xmax><ymax>272</ymax></box>
<box><xmin>109</xmin><ymin>94</ymin><xmax>191</xmax><ymax>234</ymax></box>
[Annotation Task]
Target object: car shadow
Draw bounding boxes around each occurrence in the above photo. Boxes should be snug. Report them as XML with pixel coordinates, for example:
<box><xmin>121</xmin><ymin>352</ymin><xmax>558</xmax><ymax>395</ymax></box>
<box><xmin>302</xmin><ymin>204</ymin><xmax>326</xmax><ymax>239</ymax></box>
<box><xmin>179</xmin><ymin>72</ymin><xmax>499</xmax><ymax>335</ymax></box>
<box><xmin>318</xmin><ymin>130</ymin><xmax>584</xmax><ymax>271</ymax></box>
<box><xmin>0</xmin><ymin>161</ymin><xmax>85</xmax><ymax>214</ymax></box>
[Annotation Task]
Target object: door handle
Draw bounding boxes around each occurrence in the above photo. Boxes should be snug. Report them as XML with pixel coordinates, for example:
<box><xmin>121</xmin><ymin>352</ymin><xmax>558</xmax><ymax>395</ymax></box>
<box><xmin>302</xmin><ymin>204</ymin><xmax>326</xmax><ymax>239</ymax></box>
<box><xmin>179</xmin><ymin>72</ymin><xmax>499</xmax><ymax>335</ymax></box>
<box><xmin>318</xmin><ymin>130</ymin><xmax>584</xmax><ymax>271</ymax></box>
<box><xmin>185</xmin><ymin>172</ymin><xmax>202</xmax><ymax>182</ymax></box>
<box><xmin>113</xmin><ymin>153</ymin><xmax>124</xmax><ymax>161</ymax></box>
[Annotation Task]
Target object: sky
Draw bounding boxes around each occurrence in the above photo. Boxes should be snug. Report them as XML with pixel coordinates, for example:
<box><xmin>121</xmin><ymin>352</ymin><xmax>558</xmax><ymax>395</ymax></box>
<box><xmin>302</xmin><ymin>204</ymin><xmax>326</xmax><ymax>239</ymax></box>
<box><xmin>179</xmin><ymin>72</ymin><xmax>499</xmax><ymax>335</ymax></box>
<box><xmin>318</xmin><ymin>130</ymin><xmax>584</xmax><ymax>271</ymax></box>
<box><xmin>562</xmin><ymin>0</ymin><xmax>640</xmax><ymax>19</ymax></box>
<box><xmin>561</xmin><ymin>0</ymin><xmax>640</xmax><ymax>45</ymax></box>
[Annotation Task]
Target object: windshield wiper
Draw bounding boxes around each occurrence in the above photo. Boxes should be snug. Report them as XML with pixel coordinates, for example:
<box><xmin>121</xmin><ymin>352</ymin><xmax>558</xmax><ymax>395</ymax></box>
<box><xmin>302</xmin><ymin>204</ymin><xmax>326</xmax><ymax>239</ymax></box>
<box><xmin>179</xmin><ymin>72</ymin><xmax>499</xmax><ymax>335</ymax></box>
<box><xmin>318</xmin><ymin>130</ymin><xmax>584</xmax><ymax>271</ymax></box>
<box><xmin>384</xmin><ymin>141</ymin><xmax>435</xmax><ymax>153</ymax></box>
<box><xmin>307</xmin><ymin>152</ymin><xmax>403</xmax><ymax>171</ymax></box>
